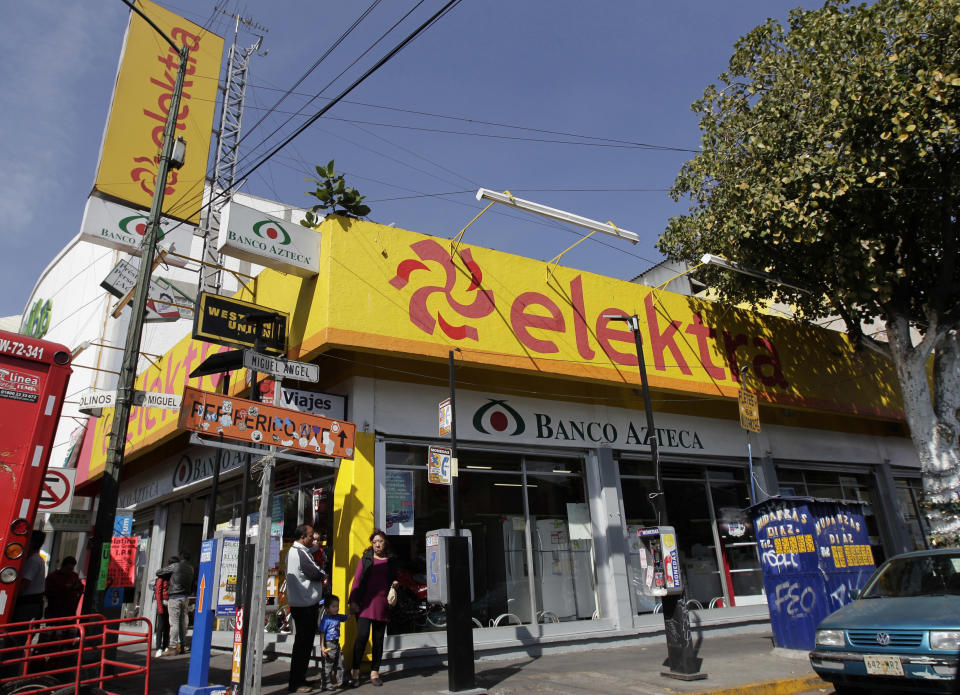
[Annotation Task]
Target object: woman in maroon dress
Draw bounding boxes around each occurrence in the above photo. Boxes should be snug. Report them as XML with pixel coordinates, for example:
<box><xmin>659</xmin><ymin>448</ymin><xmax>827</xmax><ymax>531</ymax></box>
<box><xmin>347</xmin><ymin>529</ymin><xmax>398</xmax><ymax>687</ymax></box>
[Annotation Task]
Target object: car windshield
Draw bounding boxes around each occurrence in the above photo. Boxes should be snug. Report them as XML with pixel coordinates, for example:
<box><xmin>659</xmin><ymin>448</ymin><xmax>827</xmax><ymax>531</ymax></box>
<box><xmin>861</xmin><ymin>553</ymin><xmax>960</xmax><ymax>598</ymax></box>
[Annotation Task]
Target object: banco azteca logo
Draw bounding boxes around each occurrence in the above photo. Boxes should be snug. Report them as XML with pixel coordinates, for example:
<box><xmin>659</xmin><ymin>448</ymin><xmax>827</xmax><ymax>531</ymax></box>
<box><xmin>389</xmin><ymin>239</ymin><xmax>494</xmax><ymax>340</ymax></box>
<box><xmin>473</xmin><ymin>399</ymin><xmax>525</xmax><ymax>436</ymax></box>
<box><xmin>118</xmin><ymin>214</ymin><xmax>168</xmax><ymax>241</ymax></box>
<box><xmin>252</xmin><ymin>219</ymin><xmax>291</xmax><ymax>245</ymax></box>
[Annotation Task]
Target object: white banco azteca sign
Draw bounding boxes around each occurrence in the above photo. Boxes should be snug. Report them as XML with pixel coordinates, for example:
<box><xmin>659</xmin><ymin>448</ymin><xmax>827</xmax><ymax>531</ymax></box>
<box><xmin>217</xmin><ymin>200</ymin><xmax>319</xmax><ymax>277</ymax></box>
<box><xmin>79</xmin><ymin>196</ymin><xmax>194</xmax><ymax>267</ymax></box>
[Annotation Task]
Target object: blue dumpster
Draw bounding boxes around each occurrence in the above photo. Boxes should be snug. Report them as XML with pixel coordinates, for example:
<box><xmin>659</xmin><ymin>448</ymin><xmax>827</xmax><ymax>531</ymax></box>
<box><xmin>746</xmin><ymin>497</ymin><xmax>876</xmax><ymax>650</ymax></box>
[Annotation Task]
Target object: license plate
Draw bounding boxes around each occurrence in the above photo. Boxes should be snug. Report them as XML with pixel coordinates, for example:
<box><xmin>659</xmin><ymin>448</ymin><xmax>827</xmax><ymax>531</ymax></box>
<box><xmin>864</xmin><ymin>655</ymin><xmax>904</xmax><ymax>676</ymax></box>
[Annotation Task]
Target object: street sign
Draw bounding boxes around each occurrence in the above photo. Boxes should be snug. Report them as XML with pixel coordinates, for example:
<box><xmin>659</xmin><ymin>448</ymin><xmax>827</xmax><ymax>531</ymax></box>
<box><xmin>428</xmin><ymin>445</ymin><xmax>453</xmax><ymax>485</ymax></box>
<box><xmin>179</xmin><ymin>386</ymin><xmax>357</xmax><ymax>459</ymax></box>
<box><xmin>79</xmin><ymin>389</ymin><xmax>182</xmax><ymax>416</ymax></box>
<box><xmin>131</xmin><ymin>390</ymin><xmax>182</xmax><ymax>411</ymax></box>
<box><xmin>243</xmin><ymin>350</ymin><xmax>319</xmax><ymax>383</ymax></box>
<box><xmin>193</xmin><ymin>292</ymin><xmax>287</xmax><ymax>354</ymax></box>
<box><xmin>278</xmin><ymin>386</ymin><xmax>346</xmax><ymax>420</ymax></box>
<box><xmin>739</xmin><ymin>388</ymin><xmax>761</xmax><ymax>433</ymax></box>
<box><xmin>101</xmin><ymin>256</ymin><xmax>194</xmax><ymax>322</ymax></box>
<box><xmin>37</xmin><ymin>467</ymin><xmax>76</xmax><ymax>514</ymax></box>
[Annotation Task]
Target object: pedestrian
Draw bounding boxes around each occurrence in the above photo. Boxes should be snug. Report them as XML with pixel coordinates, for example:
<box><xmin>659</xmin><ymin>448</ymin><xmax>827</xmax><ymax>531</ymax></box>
<box><xmin>12</xmin><ymin>531</ymin><xmax>47</xmax><ymax>624</ymax></box>
<box><xmin>318</xmin><ymin>594</ymin><xmax>349</xmax><ymax>690</ymax></box>
<box><xmin>347</xmin><ymin>529</ymin><xmax>398</xmax><ymax>688</ymax></box>
<box><xmin>286</xmin><ymin>524</ymin><xmax>326</xmax><ymax>693</ymax></box>
<box><xmin>166</xmin><ymin>551</ymin><xmax>194</xmax><ymax>656</ymax></box>
<box><xmin>154</xmin><ymin>557</ymin><xmax>176</xmax><ymax>656</ymax></box>
<box><xmin>44</xmin><ymin>556</ymin><xmax>84</xmax><ymax>619</ymax></box>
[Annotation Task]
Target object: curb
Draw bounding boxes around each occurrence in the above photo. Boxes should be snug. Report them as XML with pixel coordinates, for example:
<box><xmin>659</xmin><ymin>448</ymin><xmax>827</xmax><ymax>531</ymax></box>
<box><xmin>692</xmin><ymin>674</ymin><xmax>828</xmax><ymax>695</ymax></box>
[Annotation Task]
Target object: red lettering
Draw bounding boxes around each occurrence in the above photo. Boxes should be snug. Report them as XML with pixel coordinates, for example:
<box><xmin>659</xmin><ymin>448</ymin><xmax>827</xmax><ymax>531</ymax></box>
<box><xmin>753</xmin><ymin>337</ymin><xmax>789</xmax><ymax>388</ymax></box>
<box><xmin>685</xmin><ymin>312</ymin><xmax>725</xmax><ymax>379</ymax></box>
<box><xmin>643</xmin><ymin>294</ymin><xmax>691</xmax><ymax>374</ymax></box>
<box><xmin>569</xmin><ymin>275</ymin><xmax>595</xmax><ymax>360</ymax></box>
<box><xmin>595</xmin><ymin>310</ymin><xmax>636</xmax><ymax>366</ymax></box>
<box><xmin>511</xmin><ymin>292</ymin><xmax>564</xmax><ymax>354</ymax></box>
<box><xmin>171</xmin><ymin>26</ymin><xmax>201</xmax><ymax>51</ymax></box>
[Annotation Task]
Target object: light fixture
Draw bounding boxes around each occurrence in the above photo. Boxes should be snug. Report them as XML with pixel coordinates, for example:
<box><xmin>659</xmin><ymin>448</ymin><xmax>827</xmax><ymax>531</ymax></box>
<box><xmin>700</xmin><ymin>253</ymin><xmax>812</xmax><ymax>294</ymax></box>
<box><xmin>476</xmin><ymin>189</ymin><xmax>638</xmax><ymax>243</ymax></box>
<box><xmin>71</xmin><ymin>340</ymin><xmax>93</xmax><ymax>359</ymax></box>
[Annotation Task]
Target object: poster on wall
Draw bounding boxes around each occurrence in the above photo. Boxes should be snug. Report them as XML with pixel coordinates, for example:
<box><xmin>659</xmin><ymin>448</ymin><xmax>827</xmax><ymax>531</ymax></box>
<box><xmin>384</xmin><ymin>470</ymin><xmax>414</xmax><ymax>536</ymax></box>
<box><xmin>107</xmin><ymin>536</ymin><xmax>138</xmax><ymax>587</ymax></box>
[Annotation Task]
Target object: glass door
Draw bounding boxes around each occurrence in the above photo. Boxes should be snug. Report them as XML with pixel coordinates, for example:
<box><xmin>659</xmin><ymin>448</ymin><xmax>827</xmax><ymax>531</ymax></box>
<box><xmin>708</xmin><ymin>474</ymin><xmax>763</xmax><ymax>606</ymax></box>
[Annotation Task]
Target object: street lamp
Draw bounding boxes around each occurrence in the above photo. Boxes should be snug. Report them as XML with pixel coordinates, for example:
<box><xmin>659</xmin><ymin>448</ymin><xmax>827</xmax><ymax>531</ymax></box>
<box><xmin>699</xmin><ymin>254</ymin><xmax>812</xmax><ymax>295</ymax></box>
<box><xmin>603</xmin><ymin>313</ymin><xmax>705</xmax><ymax>680</ymax></box>
<box><xmin>82</xmin><ymin>2</ymin><xmax>190</xmax><ymax>615</ymax></box>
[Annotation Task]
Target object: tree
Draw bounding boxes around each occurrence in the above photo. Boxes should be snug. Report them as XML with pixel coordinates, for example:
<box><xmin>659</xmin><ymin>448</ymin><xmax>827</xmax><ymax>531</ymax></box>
<box><xmin>659</xmin><ymin>0</ymin><xmax>960</xmax><ymax>544</ymax></box>
<box><xmin>300</xmin><ymin>160</ymin><xmax>371</xmax><ymax>226</ymax></box>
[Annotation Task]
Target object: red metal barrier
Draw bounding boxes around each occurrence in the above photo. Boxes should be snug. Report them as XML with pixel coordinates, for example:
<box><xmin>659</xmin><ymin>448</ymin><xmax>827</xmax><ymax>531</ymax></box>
<box><xmin>0</xmin><ymin>613</ymin><xmax>152</xmax><ymax>694</ymax></box>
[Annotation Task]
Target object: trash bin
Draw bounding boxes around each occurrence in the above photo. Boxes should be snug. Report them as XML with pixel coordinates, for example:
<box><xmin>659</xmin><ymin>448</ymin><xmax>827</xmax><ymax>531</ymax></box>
<box><xmin>746</xmin><ymin>497</ymin><xmax>876</xmax><ymax>650</ymax></box>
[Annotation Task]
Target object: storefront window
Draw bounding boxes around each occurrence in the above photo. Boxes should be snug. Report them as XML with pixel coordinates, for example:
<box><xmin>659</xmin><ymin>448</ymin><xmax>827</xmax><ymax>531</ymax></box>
<box><xmin>620</xmin><ymin>459</ymin><xmax>761</xmax><ymax>612</ymax></box>
<box><xmin>384</xmin><ymin>443</ymin><xmax>595</xmax><ymax>633</ymax></box>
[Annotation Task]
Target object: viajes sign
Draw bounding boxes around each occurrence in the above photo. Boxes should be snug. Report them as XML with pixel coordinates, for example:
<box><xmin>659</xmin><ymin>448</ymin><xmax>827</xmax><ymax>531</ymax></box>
<box><xmin>79</xmin><ymin>196</ymin><xmax>194</xmax><ymax>265</ymax></box>
<box><xmin>218</xmin><ymin>201</ymin><xmax>319</xmax><ymax>277</ymax></box>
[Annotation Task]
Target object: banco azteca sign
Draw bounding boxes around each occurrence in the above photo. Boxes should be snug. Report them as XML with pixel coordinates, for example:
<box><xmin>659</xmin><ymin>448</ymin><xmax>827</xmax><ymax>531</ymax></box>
<box><xmin>470</xmin><ymin>397</ymin><xmax>704</xmax><ymax>450</ymax></box>
<box><xmin>218</xmin><ymin>200</ymin><xmax>320</xmax><ymax>277</ymax></box>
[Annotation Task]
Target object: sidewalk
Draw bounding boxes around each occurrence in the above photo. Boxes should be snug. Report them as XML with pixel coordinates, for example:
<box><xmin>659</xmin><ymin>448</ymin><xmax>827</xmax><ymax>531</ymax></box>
<box><xmin>109</xmin><ymin>630</ymin><xmax>828</xmax><ymax>695</ymax></box>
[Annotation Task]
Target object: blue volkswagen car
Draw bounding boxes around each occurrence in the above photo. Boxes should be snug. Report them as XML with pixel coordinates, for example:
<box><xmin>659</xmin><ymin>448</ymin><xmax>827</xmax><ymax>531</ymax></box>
<box><xmin>809</xmin><ymin>548</ymin><xmax>960</xmax><ymax>694</ymax></box>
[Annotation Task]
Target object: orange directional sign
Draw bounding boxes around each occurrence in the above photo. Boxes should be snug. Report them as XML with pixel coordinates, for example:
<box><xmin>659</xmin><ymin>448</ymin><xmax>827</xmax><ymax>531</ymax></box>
<box><xmin>178</xmin><ymin>386</ymin><xmax>356</xmax><ymax>459</ymax></box>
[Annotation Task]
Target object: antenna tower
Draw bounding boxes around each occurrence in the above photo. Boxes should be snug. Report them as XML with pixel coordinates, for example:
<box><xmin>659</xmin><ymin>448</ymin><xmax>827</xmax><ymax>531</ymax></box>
<box><xmin>199</xmin><ymin>8</ymin><xmax>268</xmax><ymax>295</ymax></box>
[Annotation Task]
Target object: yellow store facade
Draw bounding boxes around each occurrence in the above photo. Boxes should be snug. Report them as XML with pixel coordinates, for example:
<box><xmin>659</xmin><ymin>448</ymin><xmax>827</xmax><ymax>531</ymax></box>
<box><xmin>78</xmin><ymin>216</ymin><xmax>928</xmax><ymax>662</ymax></box>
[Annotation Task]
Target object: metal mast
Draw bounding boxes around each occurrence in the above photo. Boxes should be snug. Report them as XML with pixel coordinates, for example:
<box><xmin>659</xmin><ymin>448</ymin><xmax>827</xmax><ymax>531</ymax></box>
<box><xmin>199</xmin><ymin>8</ymin><xmax>267</xmax><ymax>295</ymax></box>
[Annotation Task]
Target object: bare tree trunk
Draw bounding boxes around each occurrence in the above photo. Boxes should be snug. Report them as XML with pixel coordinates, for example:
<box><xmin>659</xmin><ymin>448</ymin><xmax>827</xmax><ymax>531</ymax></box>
<box><xmin>887</xmin><ymin>314</ymin><xmax>960</xmax><ymax>544</ymax></box>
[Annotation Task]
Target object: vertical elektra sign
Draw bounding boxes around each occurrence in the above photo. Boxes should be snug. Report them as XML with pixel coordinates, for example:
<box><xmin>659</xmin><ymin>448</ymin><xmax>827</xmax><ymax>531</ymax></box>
<box><xmin>92</xmin><ymin>0</ymin><xmax>224</xmax><ymax>223</ymax></box>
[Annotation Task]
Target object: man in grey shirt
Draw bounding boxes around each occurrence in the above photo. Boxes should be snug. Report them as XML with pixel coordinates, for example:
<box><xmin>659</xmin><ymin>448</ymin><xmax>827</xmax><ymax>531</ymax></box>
<box><xmin>285</xmin><ymin>524</ymin><xmax>326</xmax><ymax>692</ymax></box>
<box><xmin>165</xmin><ymin>551</ymin><xmax>195</xmax><ymax>655</ymax></box>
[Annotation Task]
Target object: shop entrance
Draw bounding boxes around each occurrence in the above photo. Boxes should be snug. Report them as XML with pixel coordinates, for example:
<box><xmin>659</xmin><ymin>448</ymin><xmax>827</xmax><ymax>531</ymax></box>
<box><xmin>621</xmin><ymin>459</ymin><xmax>762</xmax><ymax>612</ymax></box>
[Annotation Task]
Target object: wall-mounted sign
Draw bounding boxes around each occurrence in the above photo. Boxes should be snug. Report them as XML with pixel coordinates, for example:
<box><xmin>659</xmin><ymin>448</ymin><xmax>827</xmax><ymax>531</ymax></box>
<box><xmin>193</xmin><ymin>292</ymin><xmax>287</xmax><ymax>354</ymax></box>
<box><xmin>438</xmin><ymin>398</ymin><xmax>451</xmax><ymax>437</ymax></box>
<box><xmin>243</xmin><ymin>350</ymin><xmax>319</xmax><ymax>383</ymax></box>
<box><xmin>21</xmin><ymin>299</ymin><xmax>52</xmax><ymax>339</ymax></box>
<box><xmin>279</xmin><ymin>386</ymin><xmax>346</xmax><ymax>420</ymax></box>
<box><xmin>178</xmin><ymin>386</ymin><xmax>356</xmax><ymax>459</ymax></box>
<box><xmin>79</xmin><ymin>196</ymin><xmax>194</xmax><ymax>265</ymax></box>
<box><xmin>218</xmin><ymin>201</ymin><xmax>319</xmax><ymax>277</ymax></box>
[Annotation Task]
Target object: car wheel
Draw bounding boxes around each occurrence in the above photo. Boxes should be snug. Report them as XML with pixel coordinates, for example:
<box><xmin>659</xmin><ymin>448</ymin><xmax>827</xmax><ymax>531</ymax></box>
<box><xmin>0</xmin><ymin>676</ymin><xmax>60</xmax><ymax>695</ymax></box>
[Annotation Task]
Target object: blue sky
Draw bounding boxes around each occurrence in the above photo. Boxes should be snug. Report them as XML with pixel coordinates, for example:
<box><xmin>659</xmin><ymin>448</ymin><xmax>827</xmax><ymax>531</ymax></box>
<box><xmin>1</xmin><ymin>0</ymin><xmax>822</xmax><ymax>319</ymax></box>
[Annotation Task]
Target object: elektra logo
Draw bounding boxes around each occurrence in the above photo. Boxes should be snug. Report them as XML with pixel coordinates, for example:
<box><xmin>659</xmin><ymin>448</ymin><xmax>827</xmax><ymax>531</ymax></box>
<box><xmin>252</xmin><ymin>219</ymin><xmax>291</xmax><ymax>245</ymax></box>
<box><xmin>473</xmin><ymin>399</ymin><xmax>525</xmax><ymax>436</ymax></box>
<box><xmin>390</xmin><ymin>239</ymin><xmax>494</xmax><ymax>341</ymax></box>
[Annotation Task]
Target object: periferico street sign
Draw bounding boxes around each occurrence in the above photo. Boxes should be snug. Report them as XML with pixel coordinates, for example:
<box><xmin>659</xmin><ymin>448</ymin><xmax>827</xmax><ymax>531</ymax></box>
<box><xmin>193</xmin><ymin>292</ymin><xmax>287</xmax><ymax>354</ymax></box>
<box><xmin>79</xmin><ymin>389</ymin><xmax>182</xmax><ymax>416</ymax></box>
<box><xmin>178</xmin><ymin>386</ymin><xmax>356</xmax><ymax>459</ymax></box>
<box><xmin>243</xmin><ymin>350</ymin><xmax>319</xmax><ymax>383</ymax></box>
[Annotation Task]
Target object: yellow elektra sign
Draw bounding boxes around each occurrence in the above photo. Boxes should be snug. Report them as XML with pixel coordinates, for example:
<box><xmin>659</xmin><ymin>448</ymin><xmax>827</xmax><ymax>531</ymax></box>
<box><xmin>93</xmin><ymin>0</ymin><xmax>223</xmax><ymax>223</ymax></box>
<box><xmin>83</xmin><ymin>217</ymin><xmax>904</xmax><ymax>479</ymax></box>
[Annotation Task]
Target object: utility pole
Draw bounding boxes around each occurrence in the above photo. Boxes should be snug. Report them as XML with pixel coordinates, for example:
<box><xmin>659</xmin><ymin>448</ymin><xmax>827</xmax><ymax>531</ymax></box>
<box><xmin>83</xmin><ymin>2</ymin><xmax>189</xmax><ymax>615</ymax></box>
<box><xmin>603</xmin><ymin>313</ymin><xmax>705</xmax><ymax>680</ymax></box>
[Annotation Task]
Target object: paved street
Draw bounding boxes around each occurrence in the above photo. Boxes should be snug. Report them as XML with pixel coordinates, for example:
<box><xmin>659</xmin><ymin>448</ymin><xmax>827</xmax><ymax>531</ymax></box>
<box><xmin>98</xmin><ymin>630</ymin><xmax>827</xmax><ymax>695</ymax></box>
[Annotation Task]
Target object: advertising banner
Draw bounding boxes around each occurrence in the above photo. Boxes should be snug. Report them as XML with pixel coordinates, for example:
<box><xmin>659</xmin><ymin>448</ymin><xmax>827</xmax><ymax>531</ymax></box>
<box><xmin>93</xmin><ymin>0</ymin><xmax>223</xmax><ymax>223</ymax></box>
<box><xmin>218</xmin><ymin>201</ymin><xmax>320</xmax><ymax>277</ymax></box>
<box><xmin>178</xmin><ymin>386</ymin><xmax>357</xmax><ymax>459</ymax></box>
<box><xmin>107</xmin><ymin>536</ymin><xmax>139</xmax><ymax>588</ymax></box>
<box><xmin>79</xmin><ymin>196</ymin><xmax>194</xmax><ymax>264</ymax></box>
<box><xmin>216</xmin><ymin>536</ymin><xmax>240</xmax><ymax>617</ymax></box>
<box><xmin>101</xmin><ymin>256</ymin><xmax>194</xmax><ymax>322</ymax></box>
<box><xmin>427</xmin><ymin>445</ymin><xmax>452</xmax><ymax>485</ymax></box>
<box><xmin>193</xmin><ymin>292</ymin><xmax>287</xmax><ymax>354</ymax></box>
